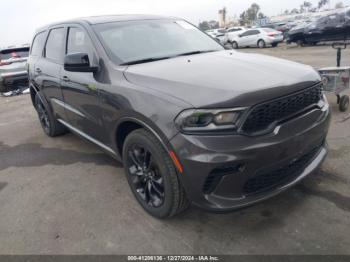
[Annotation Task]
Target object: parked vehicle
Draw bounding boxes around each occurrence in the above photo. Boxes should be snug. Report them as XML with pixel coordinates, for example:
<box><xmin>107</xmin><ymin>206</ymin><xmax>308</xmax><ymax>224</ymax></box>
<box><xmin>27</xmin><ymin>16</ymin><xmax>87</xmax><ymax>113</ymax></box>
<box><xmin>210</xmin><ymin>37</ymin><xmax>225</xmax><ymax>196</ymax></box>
<box><xmin>230</xmin><ymin>28</ymin><xmax>284</xmax><ymax>49</ymax></box>
<box><xmin>205</xmin><ymin>28</ymin><xmax>227</xmax><ymax>38</ymax></box>
<box><xmin>288</xmin><ymin>9</ymin><xmax>350</xmax><ymax>45</ymax></box>
<box><xmin>0</xmin><ymin>46</ymin><xmax>29</xmax><ymax>93</ymax></box>
<box><xmin>262</xmin><ymin>22</ymin><xmax>291</xmax><ymax>39</ymax></box>
<box><xmin>214</xmin><ymin>33</ymin><xmax>227</xmax><ymax>45</ymax></box>
<box><xmin>29</xmin><ymin>15</ymin><xmax>330</xmax><ymax>218</ymax></box>
<box><xmin>226</xmin><ymin>27</ymin><xmax>247</xmax><ymax>44</ymax></box>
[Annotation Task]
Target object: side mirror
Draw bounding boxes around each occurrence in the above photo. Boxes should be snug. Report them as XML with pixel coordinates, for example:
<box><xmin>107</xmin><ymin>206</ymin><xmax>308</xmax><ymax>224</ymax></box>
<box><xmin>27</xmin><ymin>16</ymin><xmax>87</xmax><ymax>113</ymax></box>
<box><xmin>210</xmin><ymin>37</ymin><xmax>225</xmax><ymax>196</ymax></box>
<box><xmin>64</xmin><ymin>53</ymin><xmax>98</xmax><ymax>73</ymax></box>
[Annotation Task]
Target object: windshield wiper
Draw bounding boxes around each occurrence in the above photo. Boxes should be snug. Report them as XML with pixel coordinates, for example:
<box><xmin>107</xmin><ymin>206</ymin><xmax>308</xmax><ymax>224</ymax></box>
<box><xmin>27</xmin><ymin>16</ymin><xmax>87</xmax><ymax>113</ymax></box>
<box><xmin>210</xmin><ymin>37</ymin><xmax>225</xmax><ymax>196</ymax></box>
<box><xmin>120</xmin><ymin>50</ymin><xmax>219</xmax><ymax>66</ymax></box>
<box><xmin>120</xmin><ymin>56</ymin><xmax>172</xmax><ymax>66</ymax></box>
<box><xmin>175</xmin><ymin>50</ymin><xmax>218</xmax><ymax>57</ymax></box>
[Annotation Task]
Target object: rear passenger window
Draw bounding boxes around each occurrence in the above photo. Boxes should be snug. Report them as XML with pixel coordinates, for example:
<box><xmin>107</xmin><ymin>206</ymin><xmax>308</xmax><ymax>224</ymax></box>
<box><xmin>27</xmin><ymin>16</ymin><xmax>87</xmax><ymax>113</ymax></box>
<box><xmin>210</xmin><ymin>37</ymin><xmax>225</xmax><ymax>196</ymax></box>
<box><xmin>67</xmin><ymin>27</ymin><xmax>92</xmax><ymax>57</ymax></box>
<box><xmin>45</xmin><ymin>28</ymin><xmax>65</xmax><ymax>62</ymax></box>
<box><xmin>31</xmin><ymin>32</ymin><xmax>46</xmax><ymax>56</ymax></box>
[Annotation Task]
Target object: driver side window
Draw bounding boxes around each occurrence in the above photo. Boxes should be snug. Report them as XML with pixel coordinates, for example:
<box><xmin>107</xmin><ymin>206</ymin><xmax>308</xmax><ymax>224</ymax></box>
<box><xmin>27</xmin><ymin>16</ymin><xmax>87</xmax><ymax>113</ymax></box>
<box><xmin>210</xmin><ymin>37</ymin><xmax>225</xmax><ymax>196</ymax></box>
<box><xmin>67</xmin><ymin>27</ymin><xmax>93</xmax><ymax>60</ymax></box>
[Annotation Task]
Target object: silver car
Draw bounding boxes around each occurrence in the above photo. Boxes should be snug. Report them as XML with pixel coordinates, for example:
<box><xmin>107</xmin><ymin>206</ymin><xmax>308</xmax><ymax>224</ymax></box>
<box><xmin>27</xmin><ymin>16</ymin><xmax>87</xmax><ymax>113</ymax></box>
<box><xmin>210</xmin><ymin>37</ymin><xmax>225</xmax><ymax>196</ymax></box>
<box><xmin>0</xmin><ymin>46</ymin><xmax>29</xmax><ymax>93</ymax></box>
<box><xmin>230</xmin><ymin>28</ymin><xmax>284</xmax><ymax>49</ymax></box>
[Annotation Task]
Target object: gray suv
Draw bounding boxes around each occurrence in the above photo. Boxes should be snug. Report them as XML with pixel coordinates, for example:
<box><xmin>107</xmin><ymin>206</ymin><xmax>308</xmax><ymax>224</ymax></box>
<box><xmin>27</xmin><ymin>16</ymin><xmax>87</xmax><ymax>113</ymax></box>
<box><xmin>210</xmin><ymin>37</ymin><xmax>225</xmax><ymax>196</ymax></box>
<box><xmin>28</xmin><ymin>15</ymin><xmax>331</xmax><ymax>218</ymax></box>
<box><xmin>0</xmin><ymin>46</ymin><xmax>29</xmax><ymax>93</ymax></box>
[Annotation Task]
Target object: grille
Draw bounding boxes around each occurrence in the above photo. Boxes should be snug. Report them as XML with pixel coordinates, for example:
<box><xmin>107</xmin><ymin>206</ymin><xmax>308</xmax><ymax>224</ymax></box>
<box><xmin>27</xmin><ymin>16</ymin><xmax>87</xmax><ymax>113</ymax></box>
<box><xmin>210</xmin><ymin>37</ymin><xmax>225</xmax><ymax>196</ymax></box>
<box><xmin>243</xmin><ymin>144</ymin><xmax>323</xmax><ymax>195</ymax></box>
<box><xmin>203</xmin><ymin>164</ymin><xmax>242</xmax><ymax>194</ymax></box>
<box><xmin>241</xmin><ymin>84</ymin><xmax>323</xmax><ymax>134</ymax></box>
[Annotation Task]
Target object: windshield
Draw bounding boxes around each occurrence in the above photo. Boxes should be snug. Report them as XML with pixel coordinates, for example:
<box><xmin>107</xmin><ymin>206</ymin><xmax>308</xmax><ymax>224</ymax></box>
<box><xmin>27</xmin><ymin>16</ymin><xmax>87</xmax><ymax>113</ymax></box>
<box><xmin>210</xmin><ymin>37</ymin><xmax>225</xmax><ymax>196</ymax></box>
<box><xmin>93</xmin><ymin>19</ymin><xmax>223</xmax><ymax>65</ymax></box>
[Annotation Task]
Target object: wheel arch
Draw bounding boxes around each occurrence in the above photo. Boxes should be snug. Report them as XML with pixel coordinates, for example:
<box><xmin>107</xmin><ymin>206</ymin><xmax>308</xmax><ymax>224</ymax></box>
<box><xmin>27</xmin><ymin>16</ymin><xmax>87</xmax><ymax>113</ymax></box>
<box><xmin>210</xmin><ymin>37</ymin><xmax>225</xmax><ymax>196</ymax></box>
<box><xmin>114</xmin><ymin>116</ymin><xmax>174</xmax><ymax>160</ymax></box>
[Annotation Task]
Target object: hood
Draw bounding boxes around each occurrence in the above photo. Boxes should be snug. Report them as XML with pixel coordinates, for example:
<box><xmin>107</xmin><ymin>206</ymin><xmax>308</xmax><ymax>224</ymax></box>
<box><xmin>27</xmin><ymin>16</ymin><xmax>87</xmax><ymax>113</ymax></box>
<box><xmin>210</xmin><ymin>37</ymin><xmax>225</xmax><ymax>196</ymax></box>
<box><xmin>124</xmin><ymin>50</ymin><xmax>321</xmax><ymax>108</ymax></box>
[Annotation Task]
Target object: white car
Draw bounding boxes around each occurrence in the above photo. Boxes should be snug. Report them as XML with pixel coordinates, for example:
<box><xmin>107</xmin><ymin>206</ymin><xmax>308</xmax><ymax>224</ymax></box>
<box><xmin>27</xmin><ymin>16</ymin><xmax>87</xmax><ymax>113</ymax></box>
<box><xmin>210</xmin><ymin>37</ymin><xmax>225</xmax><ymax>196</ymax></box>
<box><xmin>205</xmin><ymin>29</ymin><xmax>227</xmax><ymax>44</ymax></box>
<box><xmin>226</xmin><ymin>27</ymin><xmax>247</xmax><ymax>44</ymax></box>
<box><xmin>229</xmin><ymin>28</ymin><xmax>284</xmax><ymax>49</ymax></box>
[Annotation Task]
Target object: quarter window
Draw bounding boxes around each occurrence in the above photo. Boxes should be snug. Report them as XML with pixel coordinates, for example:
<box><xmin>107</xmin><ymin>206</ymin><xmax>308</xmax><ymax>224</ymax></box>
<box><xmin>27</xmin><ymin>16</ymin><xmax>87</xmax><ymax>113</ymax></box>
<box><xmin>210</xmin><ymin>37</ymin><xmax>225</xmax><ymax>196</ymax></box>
<box><xmin>45</xmin><ymin>28</ymin><xmax>65</xmax><ymax>62</ymax></box>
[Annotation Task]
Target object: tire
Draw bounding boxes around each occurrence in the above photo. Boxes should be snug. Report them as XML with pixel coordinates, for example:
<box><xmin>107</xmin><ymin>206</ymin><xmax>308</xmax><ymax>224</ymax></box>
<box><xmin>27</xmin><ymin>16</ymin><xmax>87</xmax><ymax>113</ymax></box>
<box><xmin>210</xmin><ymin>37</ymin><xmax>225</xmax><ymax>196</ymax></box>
<box><xmin>339</xmin><ymin>95</ymin><xmax>349</xmax><ymax>112</ymax></box>
<box><xmin>272</xmin><ymin>43</ymin><xmax>278</xmax><ymax>47</ymax></box>
<box><xmin>35</xmin><ymin>94</ymin><xmax>67</xmax><ymax>137</ymax></box>
<box><xmin>122</xmin><ymin>129</ymin><xmax>189</xmax><ymax>218</ymax></box>
<box><xmin>258</xmin><ymin>39</ymin><xmax>266</xmax><ymax>48</ymax></box>
<box><xmin>297</xmin><ymin>40</ymin><xmax>305</xmax><ymax>47</ymax></box>
<box><xmin>231</xmin><ymin>41</ymin><xmax>239</xmax><ymax>49</ymax></box>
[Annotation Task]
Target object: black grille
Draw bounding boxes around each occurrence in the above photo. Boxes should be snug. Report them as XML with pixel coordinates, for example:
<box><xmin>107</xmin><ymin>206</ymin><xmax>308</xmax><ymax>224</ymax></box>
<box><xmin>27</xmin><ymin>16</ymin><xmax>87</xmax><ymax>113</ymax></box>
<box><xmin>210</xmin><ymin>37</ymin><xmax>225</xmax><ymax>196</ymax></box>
<box><xmin>203</xmin><ymin>164</ymin><xmax>242</xmax><ymax>194</ymax></box>
<box><xmin>243</xmin><ymin>144</ymin><xmax>323</xmax><ymax>195</ymax></box>
<box><xmin>241</xmin><ymin>84</ymin><xmax>323</xmax><ymax>134</ymax></box>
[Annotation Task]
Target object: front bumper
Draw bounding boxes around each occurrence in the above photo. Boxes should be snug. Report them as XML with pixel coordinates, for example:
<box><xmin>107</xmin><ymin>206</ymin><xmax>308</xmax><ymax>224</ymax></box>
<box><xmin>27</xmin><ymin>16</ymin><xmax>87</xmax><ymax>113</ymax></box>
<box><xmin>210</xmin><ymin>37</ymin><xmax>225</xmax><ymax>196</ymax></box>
<box><xmin>170</xmin><ymin>104</ymin><xmax>331</xmax><ymax>211</ymax></box>
<box><xmin>0</xmin><ymin>71</ymin><xmax>28</xmax><ymax>93</ymax></box>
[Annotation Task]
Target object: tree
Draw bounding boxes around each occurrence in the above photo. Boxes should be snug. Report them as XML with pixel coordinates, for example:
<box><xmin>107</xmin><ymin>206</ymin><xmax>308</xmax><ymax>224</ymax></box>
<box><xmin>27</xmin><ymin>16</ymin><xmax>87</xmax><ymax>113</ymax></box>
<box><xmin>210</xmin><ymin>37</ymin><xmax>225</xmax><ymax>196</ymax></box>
<box><xmin>284</xmin><ymin>9</ymin><xmax>290</xmax><ymax>15</ymax></box>
<box><xmin>290</xmin><ymin>8</ymin><xmax>300</xmax><ymax>14</ymax></box>
<box><xmin>208</xmin><ymin>20</ymin><xmax>219</xmax><ymax>29</ymax></box>
<box><xmin>198</xmin><ymin>21</ymin><xmax>210</xmax><ymax>31</ymax></box>
<box><xmin>246</xmin><ymin>3</ymin><xmax>260</xmax><ymax>21</ymax></box>
<box><xmin>335</xmin><ymin>2</ymin><xmax>344</xmax><ymax>8</ymax></box>
<box><xmin>258</xmin><ymin>13</ymin><xmax>266</xmax><ymax>19</ymax></box>
<box><xmin>318</xmin><ymin>0</ymin><xmax>329</xmax><ymax>9</ymax></box>
<box><xmin>239</xmin><ymin>3</ymin><xmax>263</xmax><ymax>25</ymax></box>
<box><xmin>303</xmin><ymin>1</ymin><xmax>313</xmax><ymax>12</ymax></box>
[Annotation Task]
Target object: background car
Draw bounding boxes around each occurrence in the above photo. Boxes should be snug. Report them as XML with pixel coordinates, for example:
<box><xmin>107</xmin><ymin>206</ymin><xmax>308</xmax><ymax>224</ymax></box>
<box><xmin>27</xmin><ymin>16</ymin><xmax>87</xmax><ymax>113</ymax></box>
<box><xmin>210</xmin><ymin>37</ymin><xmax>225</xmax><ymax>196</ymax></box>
<box><xmin>288</xmin><ymin>9</ymin><xmax>350</xmax><ymax>45</ymax></box>
<box><xmin>0</xmin><ymin>46</ymin><xmax>29</xmax><ymax>93</ymax></box>
<box><xmin>230</xmin><ymin>28</ymin><xmax>284</xmax><ymax>49</ymax></box>
<box><xmin>226</xmin><ymin>26</ymin><xmax>247</xmax><ymax>45</ymax></box>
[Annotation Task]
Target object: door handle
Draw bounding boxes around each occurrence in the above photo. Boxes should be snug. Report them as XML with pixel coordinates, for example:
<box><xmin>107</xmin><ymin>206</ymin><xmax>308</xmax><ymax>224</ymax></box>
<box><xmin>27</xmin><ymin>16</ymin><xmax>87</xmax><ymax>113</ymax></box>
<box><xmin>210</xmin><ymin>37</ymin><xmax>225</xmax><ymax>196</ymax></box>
<box><xmin>61</xmin><ymin>76</ymin><xmax>70</xmax><ymax>82</ymax></box>
<box><xmin>35</xmin><ymin>68</ymin><xmax>42</xmax><ymax>73</ymax></box>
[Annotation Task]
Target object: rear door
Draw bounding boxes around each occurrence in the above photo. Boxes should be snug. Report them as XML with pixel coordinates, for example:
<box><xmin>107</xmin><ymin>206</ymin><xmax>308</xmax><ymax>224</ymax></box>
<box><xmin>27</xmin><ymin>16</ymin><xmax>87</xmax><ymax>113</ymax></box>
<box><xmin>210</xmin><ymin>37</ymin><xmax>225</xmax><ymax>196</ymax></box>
<box><xmin>34</xmin><ymin>27</ymin><xmax>67</xmax><ymax>119</ymax></box>
<box><xmin>247</xmin><ymin>30</ymin><xmax>260</xmax><ymax>46</ymax></box>
<box><xmin>28</xmin><ymin>31</ymin><xmax>47</xmax><ymax>90</ymax></box>
<box><xmin>60</xmin><ymin>25</ymin><xmax>106</xmax><ymax>143</ymax></box>
<box><xmin>239</xmin><ymin>30</ymin><xmax>259</xmax><ymax>46</ymax></box>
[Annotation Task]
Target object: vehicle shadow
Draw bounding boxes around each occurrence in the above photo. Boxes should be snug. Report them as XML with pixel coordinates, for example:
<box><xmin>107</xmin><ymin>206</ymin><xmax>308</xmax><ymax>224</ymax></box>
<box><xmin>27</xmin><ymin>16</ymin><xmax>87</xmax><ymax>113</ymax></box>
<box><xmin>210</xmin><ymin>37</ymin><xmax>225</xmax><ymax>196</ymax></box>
<box><xmin>0</xmin><ymin>141</ymin><xmax>121</xmax><ymax>171</ymax></box>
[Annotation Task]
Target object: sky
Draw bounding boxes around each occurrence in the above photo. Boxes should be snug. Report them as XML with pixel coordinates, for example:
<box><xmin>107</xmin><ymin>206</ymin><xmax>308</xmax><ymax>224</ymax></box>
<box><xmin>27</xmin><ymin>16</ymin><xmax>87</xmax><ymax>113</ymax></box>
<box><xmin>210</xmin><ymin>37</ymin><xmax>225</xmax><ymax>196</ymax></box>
<box><xmin>1</xmin><ymin>0</ymin><xmax>349</xmax><ymax>47</ymax></box>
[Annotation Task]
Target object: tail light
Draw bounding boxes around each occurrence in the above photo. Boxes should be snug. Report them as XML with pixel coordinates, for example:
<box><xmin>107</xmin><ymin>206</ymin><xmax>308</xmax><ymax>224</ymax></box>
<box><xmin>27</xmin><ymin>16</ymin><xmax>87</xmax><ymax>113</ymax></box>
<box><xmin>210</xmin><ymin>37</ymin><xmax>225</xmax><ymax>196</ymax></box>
<box><xmin>267</xmin><ymin>32</ymin><xmax>277</xmax><ymax>36</ymax></box>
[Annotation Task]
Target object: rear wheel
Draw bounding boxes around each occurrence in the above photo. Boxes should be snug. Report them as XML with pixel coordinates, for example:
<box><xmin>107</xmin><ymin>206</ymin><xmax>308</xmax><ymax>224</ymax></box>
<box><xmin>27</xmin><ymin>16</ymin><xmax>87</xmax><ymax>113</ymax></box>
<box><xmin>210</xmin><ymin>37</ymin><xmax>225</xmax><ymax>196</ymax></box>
<box><xmin>272</xmin><ymin>43</ymin><xmax>278</xmax><ymax>47</ymax></box>
<box><xmin>258</xmin><ymin>39</ymin><xmax>266</xmax><ymax>48</ymax></box>
<box><xmin>297</xmin><ymin>40</ymin><xmax>305</xmax><ymax>47</ymax></box>
<box><xmin>123</xmin><ymin>129</ymin><xmax>189</xmax><ymax>218</ymax></box>
<box><xmin>35</xmin><ymin>95</ymin><xmax>66</xmax><ymax>137</ymax></box>
<box><xmin>339</xmin><ymin>95</ymin><xmax>349</xmax><ymax>112</ymax></box>
<box><xmin>231</xmin><ymin>41</ymin><xmax>239</xmax><ymax>49</ymax></box>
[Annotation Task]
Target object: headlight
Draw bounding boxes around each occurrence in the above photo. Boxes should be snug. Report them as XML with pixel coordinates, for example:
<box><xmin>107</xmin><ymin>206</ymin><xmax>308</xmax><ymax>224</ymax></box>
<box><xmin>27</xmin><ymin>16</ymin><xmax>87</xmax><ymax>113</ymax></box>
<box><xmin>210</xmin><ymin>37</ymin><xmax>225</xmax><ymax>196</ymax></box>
<box><xmin>174</xmin><ymin>108</ymin><xmax>246</xmax><ymax>134</ymax></box>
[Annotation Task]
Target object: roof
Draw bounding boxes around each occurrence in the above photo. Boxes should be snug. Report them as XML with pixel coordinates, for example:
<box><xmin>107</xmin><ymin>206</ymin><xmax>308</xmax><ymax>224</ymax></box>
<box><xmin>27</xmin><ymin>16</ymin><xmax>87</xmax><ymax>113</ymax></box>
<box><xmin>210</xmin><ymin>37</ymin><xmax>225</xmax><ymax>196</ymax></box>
<box><xmin>81</xmin><ymin>14</ymin><xmax>171</xmax><ymax>24</ymax></box>
<box><xmin>35</xmin><ymin>14</ymin><xmax>173</xmax><ymax>32</ymax></box>
<box><xmin>0</xmin><ymin>45</ymin><xmax>30</xmax><ymax>52</ymax></box>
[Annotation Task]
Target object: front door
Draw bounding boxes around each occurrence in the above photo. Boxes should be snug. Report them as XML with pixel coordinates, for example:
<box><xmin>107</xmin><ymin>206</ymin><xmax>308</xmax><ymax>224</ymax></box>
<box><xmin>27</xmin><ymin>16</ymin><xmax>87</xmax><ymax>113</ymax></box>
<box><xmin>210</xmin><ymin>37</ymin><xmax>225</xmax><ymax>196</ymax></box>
<box><xmin>60</xmin><ymin>26</ymin><xmax>106</xmax><ymax>144</ymax></box>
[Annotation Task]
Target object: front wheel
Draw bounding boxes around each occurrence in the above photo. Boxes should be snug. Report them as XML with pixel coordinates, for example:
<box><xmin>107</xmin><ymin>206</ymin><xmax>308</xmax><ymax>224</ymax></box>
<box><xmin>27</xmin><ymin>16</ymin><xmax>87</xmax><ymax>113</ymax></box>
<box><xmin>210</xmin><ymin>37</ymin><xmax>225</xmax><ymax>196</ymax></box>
<box><xmin>123</xmin><ymin>129</ymin><xmax>189</xmax><ymax>218</ymax></box>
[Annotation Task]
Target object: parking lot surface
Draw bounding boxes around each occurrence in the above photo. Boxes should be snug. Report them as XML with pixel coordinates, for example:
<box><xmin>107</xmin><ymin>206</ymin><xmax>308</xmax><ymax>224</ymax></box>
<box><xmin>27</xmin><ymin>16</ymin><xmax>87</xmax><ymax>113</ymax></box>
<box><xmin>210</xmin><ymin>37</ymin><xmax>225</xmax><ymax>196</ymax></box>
<box><xmin>0</xmin><ymin>45</ymin><xmax>350</xmax><ymax>254</ymax></box>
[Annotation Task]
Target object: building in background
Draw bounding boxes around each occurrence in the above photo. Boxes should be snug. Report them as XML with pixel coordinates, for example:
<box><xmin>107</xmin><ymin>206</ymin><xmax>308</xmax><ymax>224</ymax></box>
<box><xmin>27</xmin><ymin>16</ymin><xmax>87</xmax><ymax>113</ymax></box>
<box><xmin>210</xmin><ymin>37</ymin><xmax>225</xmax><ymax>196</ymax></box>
<box><xmin>218</xmin><ymin>7</ymin><xmax>227</xmax><ymax>27</ymax></box>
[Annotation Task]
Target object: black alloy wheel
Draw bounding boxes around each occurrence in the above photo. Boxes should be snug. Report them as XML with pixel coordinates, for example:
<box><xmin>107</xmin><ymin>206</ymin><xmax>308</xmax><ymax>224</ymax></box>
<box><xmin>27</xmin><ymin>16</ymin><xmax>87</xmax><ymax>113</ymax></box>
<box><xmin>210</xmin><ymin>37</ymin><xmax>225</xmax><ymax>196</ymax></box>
<box><xmin>34</xmin><ymin>94</ymin><xmax>67</xmax><ymax>137</ymax></box>
<box><xmin>36</xmin><ymin>96</ymin><xmax>51</xmax><ymax>134</ymax></box>
<box><xmin>126</xmin><ymin>144</ymin><xmax>165</xmax><ymax>207</ymax></box>
<box><xmin>123</xmin><ymin>129</ymin><xmax>189</xmax><ymax>218</ymax></box>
